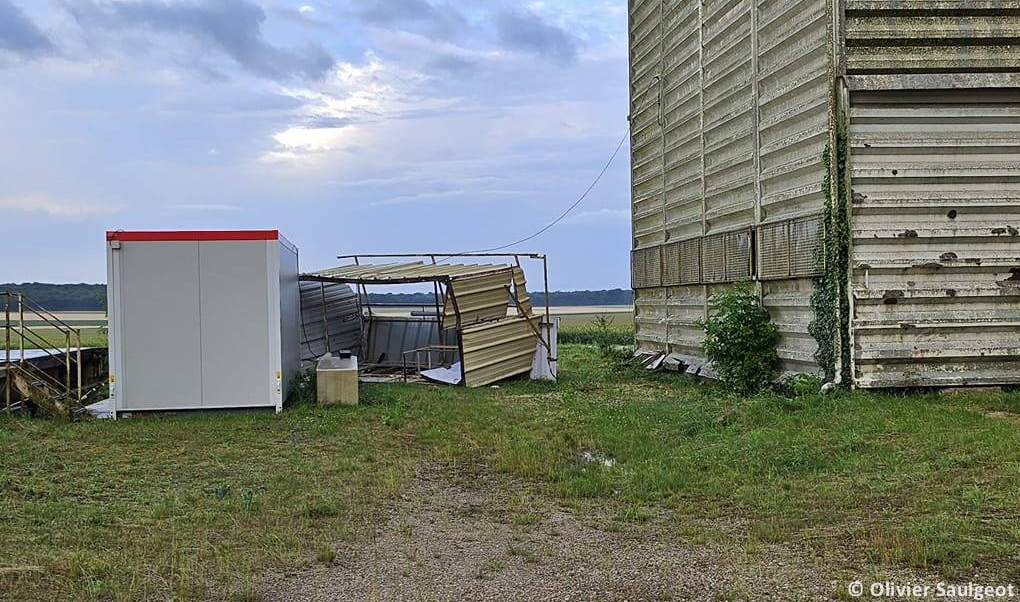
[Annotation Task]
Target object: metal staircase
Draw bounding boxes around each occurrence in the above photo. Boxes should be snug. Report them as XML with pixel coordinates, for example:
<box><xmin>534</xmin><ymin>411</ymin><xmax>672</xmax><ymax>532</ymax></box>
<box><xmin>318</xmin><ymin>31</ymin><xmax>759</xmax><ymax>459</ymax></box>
<box><xmin>2</xmin><ymin>292</ymin><xmax>84</xmax><ymax>418</ymax></box>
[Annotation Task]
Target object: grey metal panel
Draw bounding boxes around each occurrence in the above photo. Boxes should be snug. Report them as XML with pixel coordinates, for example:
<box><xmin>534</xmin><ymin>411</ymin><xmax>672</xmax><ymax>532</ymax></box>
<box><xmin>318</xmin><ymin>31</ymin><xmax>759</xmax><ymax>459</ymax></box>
<box><xmin>849</xmin><ymin>88</ymin><xmax>1020</xmax><ymax>388</ymax></box>
<box><xmin>299</xmin><ymin>281</ymin><xmax>361</xmax><ymax>363</ymax></box>
<box><xmin>117</xmin><ymin>242</ymin><xmax>203</xmax><ymax>410</ymax></box>
<box><xmin>364</xmin><ymin>318</ymin><xmax>455</xmax><ymax>368</ymax></box>
<box><xmin>199</xmin><ymin>241</ymin><xmax>273</xmax><ymax>408</ymax></box>
<box><xmin>278</xmin><ymin>240</ymin><xmax>301</xmax><ymax>396</ymax></box>
<box><xmin>845</xmin><ymin>2</ymin><xmax>1020</xmax><ymax>74</ymax></box>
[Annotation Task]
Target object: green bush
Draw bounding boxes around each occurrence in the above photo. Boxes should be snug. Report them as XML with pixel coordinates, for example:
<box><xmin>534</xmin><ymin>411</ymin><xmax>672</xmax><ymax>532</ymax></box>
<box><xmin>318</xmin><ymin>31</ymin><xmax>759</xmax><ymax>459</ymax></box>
<box><xmin>700</xmin><ymin>281</ymin><xmax>779</xmax><ymax>395</ymax></box>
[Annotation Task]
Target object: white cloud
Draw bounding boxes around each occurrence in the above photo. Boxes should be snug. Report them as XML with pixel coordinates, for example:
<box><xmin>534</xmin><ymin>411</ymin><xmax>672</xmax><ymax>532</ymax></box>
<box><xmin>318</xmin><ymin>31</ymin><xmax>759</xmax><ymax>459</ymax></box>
<box><xmin>565</xmin><ymin>208</ymin><xmax>629</xmax><ymax>225</ymax></box>
<box><xmin>0</xmin><ymin>195</ymin><xmax>119</xmax><ymax>219</ymax></box>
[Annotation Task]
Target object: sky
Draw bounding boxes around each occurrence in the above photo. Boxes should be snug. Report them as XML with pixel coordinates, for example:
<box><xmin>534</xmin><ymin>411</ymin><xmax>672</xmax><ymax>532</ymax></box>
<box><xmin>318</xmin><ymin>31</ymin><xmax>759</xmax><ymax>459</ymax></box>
<box><xmin>0</xmin><ymin>0</ymin><xmax>631</xmax><ymax>290</ymax></box>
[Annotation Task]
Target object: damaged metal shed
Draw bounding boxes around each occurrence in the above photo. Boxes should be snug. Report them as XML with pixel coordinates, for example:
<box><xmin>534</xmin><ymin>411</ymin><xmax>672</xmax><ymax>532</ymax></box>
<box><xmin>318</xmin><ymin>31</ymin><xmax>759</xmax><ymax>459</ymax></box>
<box><xmin>300</xmin><ymin>254</ymin><xmax>555</xmax><ymax>388</ymax></box>
<box><xmin>628</xmin><ymin>0</ymin><xmax>1020</xmax><ymax>388</ymax></box>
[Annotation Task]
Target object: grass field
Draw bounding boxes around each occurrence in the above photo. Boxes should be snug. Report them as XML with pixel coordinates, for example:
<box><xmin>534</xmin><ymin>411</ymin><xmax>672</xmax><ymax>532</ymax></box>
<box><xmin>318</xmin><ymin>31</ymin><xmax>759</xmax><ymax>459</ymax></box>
<box><xmin>3</xmin><ymin>345</ymin><xmax>1020</xmax><ymax>600</ymax></box>
<box><xmin>3</xmin><ymin>328</ymin><xmax>108</xmax><ymax>351</ymax></box>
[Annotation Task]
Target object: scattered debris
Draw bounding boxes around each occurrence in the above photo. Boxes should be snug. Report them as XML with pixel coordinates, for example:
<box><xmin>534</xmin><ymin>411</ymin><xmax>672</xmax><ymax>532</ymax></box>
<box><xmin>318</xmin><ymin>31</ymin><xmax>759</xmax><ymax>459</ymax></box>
<box><xmin>580</xmin><ymin>451</ymin><xmax>616</xmax><ymax>468</ymax></box>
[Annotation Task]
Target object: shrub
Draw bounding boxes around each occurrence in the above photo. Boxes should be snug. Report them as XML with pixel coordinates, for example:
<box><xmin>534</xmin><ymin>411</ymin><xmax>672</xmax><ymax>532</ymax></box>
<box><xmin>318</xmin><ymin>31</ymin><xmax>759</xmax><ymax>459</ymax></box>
<box><xmin>288</xmin><ymin>368</ymin><xmax>317</xmax><ymax>406</ymax></box>
<box><xmin>700</xmin><ymin>281</ymin><xmax>779</xmax><ymax>395</ymax></box>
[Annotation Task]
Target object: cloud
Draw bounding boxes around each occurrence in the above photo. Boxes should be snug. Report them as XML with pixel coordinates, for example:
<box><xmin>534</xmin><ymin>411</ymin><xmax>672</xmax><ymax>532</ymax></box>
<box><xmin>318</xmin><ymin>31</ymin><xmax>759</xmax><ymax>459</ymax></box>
<box><xmin>0</xmin><ymin>0</ymin><xmax>56</xmax><ymax>58</ymax></box>
<box><xmin>565</xmin><ymin>209</ymin><xmax>629</xmax><ymax>226</ymax></box>
<box><xmin>0</xmin><ymin>195</ymin><xmax>119</xmax><ymax>218</ymax></box>
<box><xmin>494</xmin><ymin>8</ymin><xmax>578</xmax><ymax>64</ymax></box>
<box><xmin>351</xmin><ymin>0</ymin><xmax>466</xmax><ymax>39</ymax></box>
<box><xmin>69</xmin><ymin>0</ymin><xmax>335</xmax><ymax>81</ymax></box>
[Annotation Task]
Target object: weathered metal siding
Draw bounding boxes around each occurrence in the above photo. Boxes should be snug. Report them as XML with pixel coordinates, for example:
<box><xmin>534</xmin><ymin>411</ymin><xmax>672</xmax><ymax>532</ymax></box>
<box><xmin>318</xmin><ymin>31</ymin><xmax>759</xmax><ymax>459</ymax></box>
<box><xmin>630</xmin><ymin>0</ymin><xmax>831</xmax><ymax>373</ymax></box>
<box><xmin>461</xmin><ymin>317</ymin><xmax>538</xmax><ymax>388</ymax></box>
<box><xmin>443</xmin><ymin>271</ymin><xmax>512</xmax><ymax>328</ymax></box>
<box><xmin>299</xmin><ymin>281</ymin><xmax>361</xmax><ymax>363</ymax></box>
<box><xmin>846</xmin><ymin>1</ymin><xmax>1020</xmax><ymax>74</ymax></box>
<box><xmin>849</xmin><ymin>89</ymin><xmax>1020</xmax><ymax>387</ymax></box>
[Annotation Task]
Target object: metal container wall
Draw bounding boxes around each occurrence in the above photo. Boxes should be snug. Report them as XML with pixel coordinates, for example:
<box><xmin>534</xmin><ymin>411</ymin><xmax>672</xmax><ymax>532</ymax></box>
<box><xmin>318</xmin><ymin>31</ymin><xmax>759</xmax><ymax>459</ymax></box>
<box><xmin>106</xmin><ymin>231</ymin><xmax>299</xmax><ymax>415</ymax></box>
<box><xmin>849</xmin><ymin>88</ymin><xmax>1020</xmax><ymax>387</ymax></box>
<box><xmin>845</xmin><ymin>1</ymin><xmax>1020</xmax><ymax>74</ymax></box>
<box><xmin>629</xmin><ymin>0</ymin><xmax>831</xmax><ymax>373</ymax></box>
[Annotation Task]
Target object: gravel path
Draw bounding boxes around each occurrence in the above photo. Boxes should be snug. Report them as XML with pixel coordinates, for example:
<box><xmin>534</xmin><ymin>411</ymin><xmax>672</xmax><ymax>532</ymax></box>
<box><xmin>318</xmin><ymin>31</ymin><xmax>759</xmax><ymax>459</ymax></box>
<box><xmin>260</xmin><ymin>466</ymin><xmax>854</xmax><ymax>601</ymax></box>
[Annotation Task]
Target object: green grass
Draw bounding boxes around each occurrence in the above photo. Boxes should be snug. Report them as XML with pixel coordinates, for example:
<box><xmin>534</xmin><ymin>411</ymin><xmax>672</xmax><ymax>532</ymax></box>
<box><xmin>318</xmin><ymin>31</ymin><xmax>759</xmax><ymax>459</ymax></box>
<box><xmin>3</xmin><ymin>328</ymin><xmax>107</xmax><ymax>350</ymax></box>
<box><xmin>3</xmin><ymin>346</ymin><xmax>1020</xmax><ymax>600</ymax></box>
<box><xmin>559</xmin><ymin>323</ymin><xmax>634</xmax><ymax>346</ymax></box>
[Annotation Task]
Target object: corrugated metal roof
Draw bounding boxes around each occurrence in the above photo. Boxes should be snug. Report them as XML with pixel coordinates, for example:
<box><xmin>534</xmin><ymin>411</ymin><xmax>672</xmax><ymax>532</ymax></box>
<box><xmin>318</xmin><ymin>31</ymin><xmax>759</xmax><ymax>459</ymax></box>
<box><xmin>305</xmin><ymin>262</ymin><xmax>513</xmax><ymax>284</ymax></box>
<box><xmin>299</xmin><ymin>281</ymin><xmax>361</xmax><ymax>363</ymax></box>
<box><xmin>461</xmin><ymin>316</ymin><xmax>539</xmax><ymax>387</ymax></box>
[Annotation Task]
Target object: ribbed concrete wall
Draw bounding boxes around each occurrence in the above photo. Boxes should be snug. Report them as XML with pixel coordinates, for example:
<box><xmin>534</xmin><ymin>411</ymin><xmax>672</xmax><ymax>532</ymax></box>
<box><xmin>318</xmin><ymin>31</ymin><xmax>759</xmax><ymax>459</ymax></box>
<box><xmin>629</xmin><ymin>0</ymin><xmax>831</xmax><ymax>373</ymax></box>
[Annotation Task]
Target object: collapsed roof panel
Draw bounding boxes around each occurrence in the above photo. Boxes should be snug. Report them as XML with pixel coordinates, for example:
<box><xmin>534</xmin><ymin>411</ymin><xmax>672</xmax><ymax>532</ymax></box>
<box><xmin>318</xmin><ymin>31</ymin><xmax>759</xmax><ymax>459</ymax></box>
<box><xmin>300</xmin><ymin>253</ymin><xmax>551</xmax><ymax>388</ymax></box>
<box><xmin>461</xmin><ymin>316</ymin><xmax>540</xmax><ymax>388</ymax></box>
<box><xmin>306</xmin><ymin>261</ymin><xmax>513</xmax><ymax>284</ymax></box>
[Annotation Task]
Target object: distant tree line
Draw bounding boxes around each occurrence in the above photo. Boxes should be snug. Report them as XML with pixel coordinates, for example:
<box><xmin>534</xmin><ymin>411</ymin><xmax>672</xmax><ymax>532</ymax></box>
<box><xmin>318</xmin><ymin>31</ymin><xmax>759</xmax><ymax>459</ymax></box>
<box><xmin>0</xmin><ymin>283</ymin><xmax>634</xmax><ymax>311</ymax></box>
<box><xmin>0</xmin><ymin>283</ymin><xmax>107</xmax><ymax>311</ymax></box>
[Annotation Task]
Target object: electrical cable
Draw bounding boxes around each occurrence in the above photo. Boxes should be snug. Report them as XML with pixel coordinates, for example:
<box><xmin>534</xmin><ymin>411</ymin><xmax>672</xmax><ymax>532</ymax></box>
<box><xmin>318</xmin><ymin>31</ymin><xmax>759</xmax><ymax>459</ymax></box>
<box><xmin>436</xmin><ymin>128</ymin><xmax>630</xmax><ymax>263</ymax></box>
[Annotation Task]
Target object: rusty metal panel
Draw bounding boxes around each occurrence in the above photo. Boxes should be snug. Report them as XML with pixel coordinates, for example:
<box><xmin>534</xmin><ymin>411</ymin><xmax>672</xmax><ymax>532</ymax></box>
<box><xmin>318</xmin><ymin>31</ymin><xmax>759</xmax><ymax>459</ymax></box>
<box><xmin>846</xmin><ymin>2</ymin><xmax>1020</xmax><ymax>74</ymax></box>
<box><xmin>461</xmin><ymin>317</ymin><xmax>539</xmax><ymax>387</ymax></box>
<box><xmin>850</xmin><ymin>88</ymin><xmax>1020</xmax><ymax>388</ymax></box>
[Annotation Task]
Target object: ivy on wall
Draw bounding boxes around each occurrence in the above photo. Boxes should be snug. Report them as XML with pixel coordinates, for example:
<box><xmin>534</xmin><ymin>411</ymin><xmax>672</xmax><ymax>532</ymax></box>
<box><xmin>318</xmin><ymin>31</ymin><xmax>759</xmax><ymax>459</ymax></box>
<box><xmin>809</xmin><ymin>128</ymin><xmax>851</xmax><ymax>384</ymax></box>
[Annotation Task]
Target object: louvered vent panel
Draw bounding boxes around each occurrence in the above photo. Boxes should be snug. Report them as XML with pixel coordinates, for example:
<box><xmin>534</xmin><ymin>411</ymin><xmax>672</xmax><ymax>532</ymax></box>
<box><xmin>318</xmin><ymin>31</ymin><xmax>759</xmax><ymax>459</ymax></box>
<box><xmin>645</xmin><ymin>246</ymin><xmax>663</xmax><ymax>287</ymax></box>
<box><xmin>759</xmin><ymin>222</ymin><xmax>790</xmax><ymax>279</ymax></box>
<box><xmin>790</xmin><ymin>216</ymin><xmax>822</xmax><ymax>277</ymax></box>
<box><xmin>661</xmin><ymin>242</ymin><xmax>681</xmax><ymax>286</ymax></box>
<box><xmin>631</xmin><ymin>250</ymin><xmax>646</xmax><ymax>289</ymax></box>
<box><xmin>702</xmin><ymin>235</ymin><xmax>726</xmax><ymax>283</ymax></box>
<box><xmin>679</xmin><ymin>238</ymin><xmax>701</xmax><ymax>284</ymax></box>
<box><xmin>725</xmin><ymin>231</ymin><xmax>752</xmax><ymax>281</ymax></box>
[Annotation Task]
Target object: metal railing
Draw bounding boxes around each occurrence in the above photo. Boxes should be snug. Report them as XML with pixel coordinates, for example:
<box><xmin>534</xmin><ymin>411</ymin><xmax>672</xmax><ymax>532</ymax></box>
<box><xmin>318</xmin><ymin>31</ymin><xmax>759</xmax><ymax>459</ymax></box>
<box><xmin>2</xmin><ymin>292</ymin><xmax>83</xmax><ymax>415</ymax></box>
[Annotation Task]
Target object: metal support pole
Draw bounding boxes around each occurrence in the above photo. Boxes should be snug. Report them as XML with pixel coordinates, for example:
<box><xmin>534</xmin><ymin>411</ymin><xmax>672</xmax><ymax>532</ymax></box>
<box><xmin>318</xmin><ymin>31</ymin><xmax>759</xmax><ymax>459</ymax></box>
<box><xmin>18</xmin><ymin>294</ymin><xmax>24</xmax><ymax>364</ymax></box>
<box><xmin>542</xmin><ymin>256</ymin><xmax>551</xmax><ymax>359</ymax></box>
<box><xmin>75</xmin><ymin>329</ymin><xmax>82</xmax><ymax>404</ymax></box>
<box><xmin>65</xmin><ymin>330</ymin><xmax>71</xmax><ymax>403</ymax></box>
<box><xmin>4</xmin><ymin>294</ymin><xmax>11</xmax><ymax>414</ymax></box>
<box><xmin>319</xmin><ymin>283</ymin><xmax>330</xmax><ymax>355</ymax></box>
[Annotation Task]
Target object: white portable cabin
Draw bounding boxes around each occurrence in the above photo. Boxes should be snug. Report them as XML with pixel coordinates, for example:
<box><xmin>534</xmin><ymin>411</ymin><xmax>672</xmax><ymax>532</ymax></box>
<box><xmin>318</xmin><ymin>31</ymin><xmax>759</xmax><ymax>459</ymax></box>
<box><xmin>106</xmin><ymin>230</ymin><xmax>300</xmax><ymax>417</ymax></box>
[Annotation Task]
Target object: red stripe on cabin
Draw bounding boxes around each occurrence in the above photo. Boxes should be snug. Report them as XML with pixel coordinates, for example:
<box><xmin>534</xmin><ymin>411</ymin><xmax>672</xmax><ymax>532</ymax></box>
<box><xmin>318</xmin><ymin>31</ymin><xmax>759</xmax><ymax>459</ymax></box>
<box><xmin>106</xmin><ymin>230</ymin><xmax>280</xmax><ymax>242</ymax></box>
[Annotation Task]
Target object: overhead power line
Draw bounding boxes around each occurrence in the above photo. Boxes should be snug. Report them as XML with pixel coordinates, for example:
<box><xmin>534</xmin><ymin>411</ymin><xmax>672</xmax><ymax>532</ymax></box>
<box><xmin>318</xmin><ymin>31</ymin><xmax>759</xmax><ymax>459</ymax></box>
<box><xmin>437</xmin><ymin>129</ymin><xmax>630</xmax><ymax>264</ymax></box>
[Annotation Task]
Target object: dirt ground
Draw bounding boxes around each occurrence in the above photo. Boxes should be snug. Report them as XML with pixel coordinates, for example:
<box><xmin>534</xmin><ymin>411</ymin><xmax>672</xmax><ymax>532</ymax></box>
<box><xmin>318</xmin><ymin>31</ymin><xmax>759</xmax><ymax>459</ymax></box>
<box><xmin>259</xmin><ymin>466</ymin><xmax>881</xmax><ymax>602</ymax></box>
